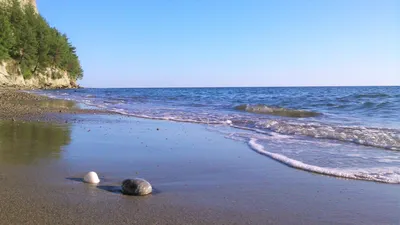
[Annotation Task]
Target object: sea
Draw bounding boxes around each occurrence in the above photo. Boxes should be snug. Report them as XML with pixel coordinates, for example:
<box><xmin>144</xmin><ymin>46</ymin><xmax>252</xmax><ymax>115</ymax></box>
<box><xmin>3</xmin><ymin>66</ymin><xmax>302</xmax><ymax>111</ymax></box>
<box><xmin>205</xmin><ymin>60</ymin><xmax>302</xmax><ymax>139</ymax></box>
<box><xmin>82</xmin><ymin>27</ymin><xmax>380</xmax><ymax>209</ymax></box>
<box><xmin>33</xmin><ymin>86</ymin><xmax>400</xmax><ymax>184</ymax></box>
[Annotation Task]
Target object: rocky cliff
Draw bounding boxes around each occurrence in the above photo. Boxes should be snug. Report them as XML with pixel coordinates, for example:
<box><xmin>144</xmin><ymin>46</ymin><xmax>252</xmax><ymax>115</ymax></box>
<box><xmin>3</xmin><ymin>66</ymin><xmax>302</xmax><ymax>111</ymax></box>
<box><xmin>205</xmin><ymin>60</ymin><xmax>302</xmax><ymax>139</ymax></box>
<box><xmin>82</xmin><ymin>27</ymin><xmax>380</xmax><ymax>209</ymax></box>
<box><xmin>19</xmin><ymin>0</ymin><xmax>36</xmax><ymax>10</ymax></box>
<box><xmin>0</xmin><ymin>0</ymin><xmax>37</xmax><ymax>10</ymax></box>
<box><xmin>0</xmin><ymin>61</ymin><xmax>78</xmax><ymax>89</ymax></box>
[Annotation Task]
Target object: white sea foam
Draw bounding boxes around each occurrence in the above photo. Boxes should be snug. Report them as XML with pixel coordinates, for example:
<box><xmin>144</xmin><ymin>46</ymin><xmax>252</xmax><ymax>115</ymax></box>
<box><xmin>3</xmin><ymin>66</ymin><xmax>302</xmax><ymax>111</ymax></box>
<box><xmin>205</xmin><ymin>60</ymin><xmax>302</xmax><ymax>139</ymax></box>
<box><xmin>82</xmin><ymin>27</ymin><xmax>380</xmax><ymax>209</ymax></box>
<box><xmin>256</xmin><ymin>120</ymin><xmax>400</xmax><ymax>150</ymax></box>
<box><xmin>248</xmin><ymin>138</ymin><xmax>400</xmax><ymax>183</ymax></box>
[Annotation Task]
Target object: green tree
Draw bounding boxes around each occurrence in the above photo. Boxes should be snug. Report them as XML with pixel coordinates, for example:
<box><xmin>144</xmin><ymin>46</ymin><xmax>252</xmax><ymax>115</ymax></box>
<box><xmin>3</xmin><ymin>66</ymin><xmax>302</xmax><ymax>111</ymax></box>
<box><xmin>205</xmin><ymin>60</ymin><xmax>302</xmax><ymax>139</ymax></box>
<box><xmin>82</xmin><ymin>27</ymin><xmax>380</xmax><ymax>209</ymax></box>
<box><xmin>0</xmin><ymin>5</ymin><xmax>15</xmax><ymax>60</ymax></box>
<box><xmin>32</xmin><ymin>14</ymin><xmax>51</xmax><ymax>74</ymax></box>
<box><xmin>0</xmin><ymin>0</ymin><xmax>83</xmax><ymax>81</ymax></box>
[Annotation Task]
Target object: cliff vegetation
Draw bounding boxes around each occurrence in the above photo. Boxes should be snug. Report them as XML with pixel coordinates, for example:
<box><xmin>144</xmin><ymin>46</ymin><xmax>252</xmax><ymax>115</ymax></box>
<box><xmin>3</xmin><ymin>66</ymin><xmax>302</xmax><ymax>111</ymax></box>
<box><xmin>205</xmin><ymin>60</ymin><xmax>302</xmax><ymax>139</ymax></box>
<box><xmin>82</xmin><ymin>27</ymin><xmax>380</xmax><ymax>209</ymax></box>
<box><xmin>0</xmin><ymin>0</ymin><xmax>82</xmax><ymax>88</ymax></box>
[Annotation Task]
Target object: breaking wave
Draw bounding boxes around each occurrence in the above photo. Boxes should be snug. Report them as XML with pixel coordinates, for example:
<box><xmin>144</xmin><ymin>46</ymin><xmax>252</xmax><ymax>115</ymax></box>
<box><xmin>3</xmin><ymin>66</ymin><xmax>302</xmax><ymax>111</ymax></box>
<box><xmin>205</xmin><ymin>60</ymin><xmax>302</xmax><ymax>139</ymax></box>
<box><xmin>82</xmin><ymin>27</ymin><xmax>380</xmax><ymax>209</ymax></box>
<box><xmin>252</xmin><ymin>120</ymin><xmax>400</xmax><ymax>151</ymax></box>
<box><xmin>351</xmin><ymin>93</ymin><xmax>390</xmax><ymax>99</ymax></box>
<box><xmin>235</xmin><ymin>104</ymin><xmax>322</xmax><ymax>118</ymax></box>
<box><xmin>249</xmin><ymin>139</ymin><xmax>400</xmax><ymax>184</ymax></box>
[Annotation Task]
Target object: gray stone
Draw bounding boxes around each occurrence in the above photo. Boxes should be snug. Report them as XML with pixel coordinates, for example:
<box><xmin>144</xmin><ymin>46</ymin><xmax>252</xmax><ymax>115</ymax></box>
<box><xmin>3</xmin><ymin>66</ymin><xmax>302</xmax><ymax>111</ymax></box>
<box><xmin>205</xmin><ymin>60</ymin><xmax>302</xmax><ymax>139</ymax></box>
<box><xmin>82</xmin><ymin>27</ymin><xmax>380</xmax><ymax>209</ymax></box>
<box><xmin>121</xmin><ymin>178</ymin><xmax>152</xmax><ymax>196</ymax></box>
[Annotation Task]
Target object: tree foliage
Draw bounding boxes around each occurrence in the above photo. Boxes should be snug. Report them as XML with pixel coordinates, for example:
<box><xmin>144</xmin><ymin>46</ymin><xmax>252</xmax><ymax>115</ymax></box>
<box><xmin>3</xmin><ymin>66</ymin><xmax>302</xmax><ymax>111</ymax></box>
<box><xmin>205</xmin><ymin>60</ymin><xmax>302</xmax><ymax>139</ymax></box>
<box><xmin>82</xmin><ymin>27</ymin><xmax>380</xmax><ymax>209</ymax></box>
<box><xmin>0</xmin><ymin>0</ymin><xmax>83</xmax><ymax>80</ymax></box>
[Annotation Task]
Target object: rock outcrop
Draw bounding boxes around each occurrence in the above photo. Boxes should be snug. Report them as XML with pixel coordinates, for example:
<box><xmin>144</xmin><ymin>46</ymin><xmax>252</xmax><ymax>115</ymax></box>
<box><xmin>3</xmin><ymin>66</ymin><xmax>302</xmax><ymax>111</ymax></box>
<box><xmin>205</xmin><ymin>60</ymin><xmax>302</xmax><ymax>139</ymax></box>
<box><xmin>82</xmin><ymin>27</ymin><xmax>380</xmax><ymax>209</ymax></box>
<box><xmin>0</xmin><ymin>0</ymin><xmax>37</xmax><ymax>11</ymax></box>
<box><xmin>21</xmin><ymin>0</ymin><xmax>36</xmax><ymax>8</ymax></box>
<box><xmin>0</xmin><ymin>61</ymin><xmax>79</xmax><ymax>89</ymax></box>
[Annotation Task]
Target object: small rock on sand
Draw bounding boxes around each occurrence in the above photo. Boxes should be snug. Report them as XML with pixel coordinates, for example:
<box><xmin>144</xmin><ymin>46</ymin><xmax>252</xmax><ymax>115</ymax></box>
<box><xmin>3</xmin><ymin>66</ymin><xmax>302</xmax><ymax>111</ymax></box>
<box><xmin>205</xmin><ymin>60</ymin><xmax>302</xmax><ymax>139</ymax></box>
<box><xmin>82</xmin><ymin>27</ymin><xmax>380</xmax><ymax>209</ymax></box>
<box><xmin>121</xmin><ymin>178</ymin><xmax>152</xmax><ymax>196</ymax></box>
<box><xmin>83</xmin><ymin>171</ymin><xmax>100</xmax><ymax>184</ymax></box>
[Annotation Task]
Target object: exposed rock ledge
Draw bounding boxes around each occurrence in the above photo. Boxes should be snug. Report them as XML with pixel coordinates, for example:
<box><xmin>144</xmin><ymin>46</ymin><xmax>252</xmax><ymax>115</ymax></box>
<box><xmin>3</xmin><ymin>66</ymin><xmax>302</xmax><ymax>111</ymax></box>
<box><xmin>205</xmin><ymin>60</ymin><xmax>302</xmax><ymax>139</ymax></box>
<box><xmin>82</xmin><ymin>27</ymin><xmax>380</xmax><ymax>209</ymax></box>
<box><xmin>0</xmin><ymin>0</ymin><xmax>37</xmax><ymax>12</ymax></box>
<box><xmin>0</xmin><ymin>61</ymin><xmax>79</xmax><ymax>89</ymax></box>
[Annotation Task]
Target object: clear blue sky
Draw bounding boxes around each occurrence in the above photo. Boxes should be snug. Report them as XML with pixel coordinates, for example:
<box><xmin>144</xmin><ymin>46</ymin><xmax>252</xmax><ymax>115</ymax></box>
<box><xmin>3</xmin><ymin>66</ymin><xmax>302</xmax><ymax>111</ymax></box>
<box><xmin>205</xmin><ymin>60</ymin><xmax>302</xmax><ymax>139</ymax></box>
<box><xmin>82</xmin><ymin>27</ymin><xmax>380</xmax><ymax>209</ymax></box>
<box><xmin>37</xmin><ymin>0</ymin><xmax>399</xmax><ymax>87</ymax></box>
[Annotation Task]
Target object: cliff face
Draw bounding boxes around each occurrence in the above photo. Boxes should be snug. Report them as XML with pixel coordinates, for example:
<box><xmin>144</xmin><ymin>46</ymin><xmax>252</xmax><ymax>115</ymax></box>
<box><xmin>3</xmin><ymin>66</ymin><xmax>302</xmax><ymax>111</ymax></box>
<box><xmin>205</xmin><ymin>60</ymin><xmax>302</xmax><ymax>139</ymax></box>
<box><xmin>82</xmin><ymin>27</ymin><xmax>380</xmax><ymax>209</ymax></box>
<box><xmin>0</xmin><ymin>0</ymin><xmax>37</xmax><ymax>11</ymax></box>
<box><xmin>0</xmin><ymin>61</ymin><xmax>78</xmax><ymax>89</ymax></box>
<box><xmin>20</xmin><ymin>0</ymin><xmax>36</xmax><ymax>9</ymax></box>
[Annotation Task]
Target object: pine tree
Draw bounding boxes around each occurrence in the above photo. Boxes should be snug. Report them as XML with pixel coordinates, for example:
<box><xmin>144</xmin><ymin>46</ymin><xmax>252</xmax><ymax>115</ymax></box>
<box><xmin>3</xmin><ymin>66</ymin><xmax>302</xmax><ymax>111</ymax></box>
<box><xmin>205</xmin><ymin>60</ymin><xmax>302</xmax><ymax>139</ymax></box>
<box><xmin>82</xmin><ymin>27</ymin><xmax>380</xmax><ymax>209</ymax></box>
<box><xmin>0</xmin><ymin>5</ymin><xmax>15</xmax><ymax>60</ymax></box>
<box><xmin>19</xmin><ymin>4</ymin><xmax>38</xmax><ymax>78</ymax></box>
<box><xmin>33</xmin><ymin>15</ymin><xmax>51</xmax><ymax>74</ymax></box>
<box><xmin>0</xmin><ymin>0</ymin><xmax>83</xmax><ymax>80</ymax></box>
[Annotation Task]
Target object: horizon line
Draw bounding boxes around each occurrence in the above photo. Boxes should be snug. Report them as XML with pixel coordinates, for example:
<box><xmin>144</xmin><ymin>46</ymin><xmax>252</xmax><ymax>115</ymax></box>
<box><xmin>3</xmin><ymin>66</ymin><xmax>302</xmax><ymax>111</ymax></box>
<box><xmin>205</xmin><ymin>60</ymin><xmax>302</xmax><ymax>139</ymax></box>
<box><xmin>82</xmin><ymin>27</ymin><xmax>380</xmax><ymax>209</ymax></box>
<box><xmin>80</xmin><ymin>84</ymin><xmax>400</xmax><ymax>89</ymax></box>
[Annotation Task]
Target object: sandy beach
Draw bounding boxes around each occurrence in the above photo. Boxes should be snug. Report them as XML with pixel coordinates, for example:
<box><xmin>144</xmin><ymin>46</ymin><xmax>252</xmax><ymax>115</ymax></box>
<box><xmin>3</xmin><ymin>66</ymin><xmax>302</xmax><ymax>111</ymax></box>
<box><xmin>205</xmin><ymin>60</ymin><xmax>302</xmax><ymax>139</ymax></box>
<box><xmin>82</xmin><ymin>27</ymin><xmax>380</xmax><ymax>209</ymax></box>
<box><xmin>0</xmin><ymin>90</ymin><xmax>399</xmax><ymax>225</ymax></box>
<box><xmin>0</xmin><ymin>88</ymin><xmax>110</xmax><ymax>122</ymax></box>
<box><xmin>0</xmin><ymin>0</ymin><xmax>398</xmax><ymax>223</ymax></box>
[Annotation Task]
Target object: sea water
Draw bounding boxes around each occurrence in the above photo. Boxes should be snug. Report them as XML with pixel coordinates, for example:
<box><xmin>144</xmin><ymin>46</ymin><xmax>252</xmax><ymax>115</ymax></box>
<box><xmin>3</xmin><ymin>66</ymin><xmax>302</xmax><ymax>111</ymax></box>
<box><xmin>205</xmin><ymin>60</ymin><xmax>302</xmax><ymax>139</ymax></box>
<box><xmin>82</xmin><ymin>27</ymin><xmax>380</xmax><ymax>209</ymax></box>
<box><xmin>34</xmin><ymin>86</ymin><xmax>400</xmax><ymax>183</ymax></box>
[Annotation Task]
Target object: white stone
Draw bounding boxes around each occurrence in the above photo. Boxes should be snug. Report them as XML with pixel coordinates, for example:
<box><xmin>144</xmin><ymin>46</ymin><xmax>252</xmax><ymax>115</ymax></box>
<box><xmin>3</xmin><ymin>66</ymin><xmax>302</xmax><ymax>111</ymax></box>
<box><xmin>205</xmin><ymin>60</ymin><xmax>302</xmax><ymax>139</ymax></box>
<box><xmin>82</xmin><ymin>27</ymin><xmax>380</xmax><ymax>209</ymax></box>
<box><xmin>225</xmin><ymin>120</ymin><xmax>232</xmax><ymax>125</ymax></box>
<box><xmin>83</xmin><ymin>171</ymin><xmax>100</xmax><ymax>184</ymax></box>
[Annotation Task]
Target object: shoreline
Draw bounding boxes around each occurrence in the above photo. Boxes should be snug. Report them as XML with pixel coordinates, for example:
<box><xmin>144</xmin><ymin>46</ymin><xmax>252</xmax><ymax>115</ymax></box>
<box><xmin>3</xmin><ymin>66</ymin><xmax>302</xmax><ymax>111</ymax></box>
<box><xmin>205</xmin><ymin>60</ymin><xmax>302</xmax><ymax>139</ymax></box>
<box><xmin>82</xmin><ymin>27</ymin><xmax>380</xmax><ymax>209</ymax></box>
<box><xmin>0</xmin><ymin>89</ymin><xmax>399</xmax><ymax>224</ymax></box>
<box><xmin>0</xmin><ymin>88</ymin><xmax>111</xmax><ymax>122</ymax></box>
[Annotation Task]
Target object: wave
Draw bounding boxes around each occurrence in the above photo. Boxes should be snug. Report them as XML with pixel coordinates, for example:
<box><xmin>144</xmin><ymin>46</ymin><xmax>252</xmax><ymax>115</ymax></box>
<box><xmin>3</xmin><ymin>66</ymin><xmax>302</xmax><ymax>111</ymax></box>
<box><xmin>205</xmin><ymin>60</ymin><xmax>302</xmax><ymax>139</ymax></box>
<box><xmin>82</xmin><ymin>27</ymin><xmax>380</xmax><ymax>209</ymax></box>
<box><xmin>352</xmin><ymin>93</ymin><xmax>390</xmax><ymax>99</ymax></box>
<box><xmin>255</xmin><ymin>120</ymin><xmax>400</xmax><ymax>150</ymax></box>
<box><xmin>248</xmin><ymin>139</ymin><xmax>400</xmax><ymax>183</ymax></box>
<box><xmin>362</xmin><ymin>101</ymin><xmax>375</xmax><ymax>108</ymax></box>
<box><xmin>130</xmin><ymin>96</ymin><xmax>148</xmax><ymax>102</ymax></box>
<box><xmin>235</xmin><ymin>104</ymin><xmax>322</xmax><ymax>118</ymax></box>
<box><xmin>337</xmin><ymin>93</ymin><xmax>391</xmax><ymax>102</ymax></box>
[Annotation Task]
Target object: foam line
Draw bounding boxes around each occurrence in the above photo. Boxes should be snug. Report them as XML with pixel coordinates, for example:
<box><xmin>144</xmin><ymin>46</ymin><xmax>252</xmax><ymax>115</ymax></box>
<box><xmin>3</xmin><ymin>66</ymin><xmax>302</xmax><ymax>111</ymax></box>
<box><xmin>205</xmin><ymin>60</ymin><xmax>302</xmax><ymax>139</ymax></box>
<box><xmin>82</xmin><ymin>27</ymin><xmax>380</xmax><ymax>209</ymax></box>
<box><xmin>248</xmin><ymin>138</ymin><xmax>400</xmax><ymax>184</ymax></box>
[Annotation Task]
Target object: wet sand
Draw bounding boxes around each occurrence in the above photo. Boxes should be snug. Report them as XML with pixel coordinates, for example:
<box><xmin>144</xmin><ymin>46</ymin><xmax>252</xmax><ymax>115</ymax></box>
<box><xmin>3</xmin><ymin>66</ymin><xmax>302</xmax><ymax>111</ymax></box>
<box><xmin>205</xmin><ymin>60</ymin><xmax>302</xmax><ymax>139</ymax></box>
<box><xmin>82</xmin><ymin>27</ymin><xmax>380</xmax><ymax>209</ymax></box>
<box><xmin>0</xmin><ymin>88</ymin><xmax>109</xmax><ymax>122</ymax></box>
<box><xmin>0</xmin><ymin>90</ymin><xmax>399</xmax><ymax>224</ymax></box>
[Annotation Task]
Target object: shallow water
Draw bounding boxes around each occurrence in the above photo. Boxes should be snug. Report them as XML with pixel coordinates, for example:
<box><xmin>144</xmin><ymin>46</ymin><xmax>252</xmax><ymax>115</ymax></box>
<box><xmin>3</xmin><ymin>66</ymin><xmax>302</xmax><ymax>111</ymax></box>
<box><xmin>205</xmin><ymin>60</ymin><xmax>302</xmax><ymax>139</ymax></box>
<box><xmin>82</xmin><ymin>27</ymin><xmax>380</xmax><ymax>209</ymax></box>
<box><xmin>1</xmin><ymin>115</ymin><xmax>398</xmax><ymax>225</ymax></box>
<box><xmin>34</xmin><ymin>86</ymin><xmax>400</xmax><ymax>183</ymax></box>
<box><xmin>0</xmin><ymin>121</ymin><xmax>71</xmax><ymax>164</ymax></box>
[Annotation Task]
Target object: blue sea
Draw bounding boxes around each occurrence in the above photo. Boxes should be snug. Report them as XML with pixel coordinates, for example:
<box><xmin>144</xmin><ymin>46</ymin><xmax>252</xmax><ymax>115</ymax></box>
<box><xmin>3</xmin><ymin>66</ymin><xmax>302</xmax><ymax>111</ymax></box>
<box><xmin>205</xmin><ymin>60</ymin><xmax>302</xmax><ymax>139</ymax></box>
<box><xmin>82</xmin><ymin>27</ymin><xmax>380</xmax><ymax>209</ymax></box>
<box><xmin>34</xmin><ymin>86</ymin><xmax>400</xmax><ymax>183</ymax></box>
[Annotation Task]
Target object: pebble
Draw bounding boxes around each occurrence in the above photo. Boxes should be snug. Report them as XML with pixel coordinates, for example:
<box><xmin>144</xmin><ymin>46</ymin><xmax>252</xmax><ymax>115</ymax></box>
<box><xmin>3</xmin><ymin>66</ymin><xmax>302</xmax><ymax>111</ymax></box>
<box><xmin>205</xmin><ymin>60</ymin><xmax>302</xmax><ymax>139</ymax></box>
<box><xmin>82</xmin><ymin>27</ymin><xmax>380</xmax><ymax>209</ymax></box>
<box><xmin>121</xmin><ymin>178</ymin><xmax>152</xmax><ymax>196</ymax></box>
<box><xmin>83</xmin><ymin>171</ymin><xmax>100</xmax><ymax>184</ymax></box>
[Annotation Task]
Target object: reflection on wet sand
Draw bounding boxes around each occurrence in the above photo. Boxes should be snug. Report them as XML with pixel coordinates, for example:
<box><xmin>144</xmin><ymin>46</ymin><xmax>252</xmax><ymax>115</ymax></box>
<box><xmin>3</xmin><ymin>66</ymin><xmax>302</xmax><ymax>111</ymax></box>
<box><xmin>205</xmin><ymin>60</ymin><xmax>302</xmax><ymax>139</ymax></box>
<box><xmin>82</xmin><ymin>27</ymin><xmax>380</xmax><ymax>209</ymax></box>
<box><xmin>36</xmin><ymin>99</ymin><xmax>77</xmax><ymax>109</ymax></box>
<box><xmin>0</xmin><ymin>121</ymin><xmax>71</xmax><ymax>164</ymax></box>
